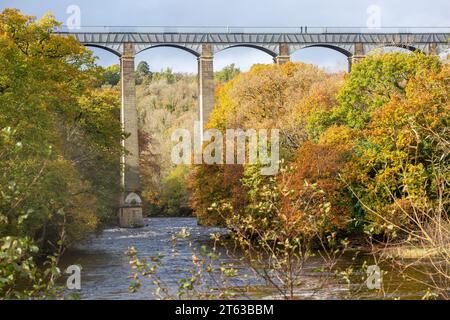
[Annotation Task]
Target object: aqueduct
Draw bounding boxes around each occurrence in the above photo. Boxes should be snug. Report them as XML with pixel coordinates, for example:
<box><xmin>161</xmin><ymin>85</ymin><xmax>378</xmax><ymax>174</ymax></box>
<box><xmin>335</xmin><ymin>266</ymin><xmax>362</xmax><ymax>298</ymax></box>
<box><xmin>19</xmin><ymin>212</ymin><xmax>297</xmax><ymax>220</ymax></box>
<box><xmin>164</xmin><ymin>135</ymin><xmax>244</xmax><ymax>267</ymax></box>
<box><xmin>57</xmin><ymin>27</ymin><xmax>450</xmax><ymax>227</ymax></box>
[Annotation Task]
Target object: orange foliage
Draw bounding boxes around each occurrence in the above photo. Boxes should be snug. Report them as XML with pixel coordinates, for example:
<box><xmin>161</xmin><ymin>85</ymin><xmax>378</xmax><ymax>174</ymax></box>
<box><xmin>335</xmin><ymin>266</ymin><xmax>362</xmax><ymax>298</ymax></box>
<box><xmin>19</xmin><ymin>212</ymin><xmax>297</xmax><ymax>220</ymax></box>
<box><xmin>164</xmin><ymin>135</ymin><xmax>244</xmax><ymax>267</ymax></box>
<box><xmin>189</xmin><ymin>164</ymin><xmax>245</xmax><ymax>226</ymax></box>
<box><xmin>278</xmin><ymin>126</ymin><xmax>354</xmax><ymax>235</ymax></box>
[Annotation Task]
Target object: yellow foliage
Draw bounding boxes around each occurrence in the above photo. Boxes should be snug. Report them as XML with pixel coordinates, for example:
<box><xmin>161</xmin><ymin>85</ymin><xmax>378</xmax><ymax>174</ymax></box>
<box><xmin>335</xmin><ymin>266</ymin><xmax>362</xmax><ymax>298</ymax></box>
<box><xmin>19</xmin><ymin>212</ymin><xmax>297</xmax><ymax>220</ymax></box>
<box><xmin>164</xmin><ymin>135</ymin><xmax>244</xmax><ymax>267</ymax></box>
<box><xmin>208</xmin><ymin>62</ymin><xmax>343</xmax><ymax>153</ymax></box>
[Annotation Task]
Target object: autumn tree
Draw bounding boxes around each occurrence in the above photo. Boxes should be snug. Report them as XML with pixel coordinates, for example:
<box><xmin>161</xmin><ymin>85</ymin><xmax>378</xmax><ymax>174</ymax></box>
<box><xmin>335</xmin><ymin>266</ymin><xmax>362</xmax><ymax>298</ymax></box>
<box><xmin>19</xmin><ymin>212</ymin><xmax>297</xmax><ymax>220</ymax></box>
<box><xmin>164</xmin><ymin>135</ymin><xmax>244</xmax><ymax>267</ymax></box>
<box><xmin>308</xmin><ymin>52</ymin><xmax>441</xmax><ymax>136</ymax></box>
<box><xmin>344</xmin><ymin>61</ymin><xmax>448</xmax><ymax>233</ymax></box>
<box><xmin>190</xmin><ymin>62</ymin><xmax>343</xmax><ymax>226</ymax></box>
<box><xmin>102</xmin><ymin>64</ymin><xmax>120</xmax><ymax>86</ymax></box>
<box><xmin>0</xmin><ymin>9</ymin><xmax>123</xmax><ymax>297</ymax></box>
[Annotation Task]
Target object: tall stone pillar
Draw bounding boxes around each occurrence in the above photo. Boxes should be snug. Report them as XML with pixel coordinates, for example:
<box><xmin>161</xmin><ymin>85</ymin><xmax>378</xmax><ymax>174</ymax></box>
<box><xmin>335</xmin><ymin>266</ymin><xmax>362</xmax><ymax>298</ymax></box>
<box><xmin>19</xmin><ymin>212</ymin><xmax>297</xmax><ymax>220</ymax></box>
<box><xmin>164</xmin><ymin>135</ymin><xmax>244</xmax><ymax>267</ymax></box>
<box><xmin>119</xmin><ymin>43</ymin><xmax>143</xmax><ymax>228</ymax></box>
<box><xmin>274</xmin><ymin>43</ymin><xmax>290</xmax><ymax>64</ymax></box>
<box><xmin>198</xmin><ymin>44</ymin><xmax>215</xmax><ymax>129</ymax></box>
<box><xmin>348</xmin><ymin>42</ymin><xmax>365</xmax><ymax>72</ymax></box>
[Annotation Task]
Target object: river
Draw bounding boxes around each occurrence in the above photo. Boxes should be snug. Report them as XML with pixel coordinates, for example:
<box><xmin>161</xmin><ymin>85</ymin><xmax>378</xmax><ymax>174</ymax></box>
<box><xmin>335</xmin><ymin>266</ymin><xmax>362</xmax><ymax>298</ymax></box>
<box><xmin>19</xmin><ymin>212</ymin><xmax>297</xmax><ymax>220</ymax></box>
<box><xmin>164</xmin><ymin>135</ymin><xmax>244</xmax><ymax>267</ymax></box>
<box><xmin>59</xmin><ymin>217</ymin><xmax>433</xmax><ymax>300</ymax></box>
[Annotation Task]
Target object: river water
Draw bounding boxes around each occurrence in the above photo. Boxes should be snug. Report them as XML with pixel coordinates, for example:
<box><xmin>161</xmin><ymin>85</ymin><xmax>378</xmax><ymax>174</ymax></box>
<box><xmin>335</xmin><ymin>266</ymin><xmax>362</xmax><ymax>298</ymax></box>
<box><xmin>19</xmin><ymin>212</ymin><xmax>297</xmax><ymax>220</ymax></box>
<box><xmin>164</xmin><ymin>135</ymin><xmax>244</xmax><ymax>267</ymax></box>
<box><xmin>59</xmin><ymin>217</ymin><xmax>432</xmax><ymax>300</ymax></box>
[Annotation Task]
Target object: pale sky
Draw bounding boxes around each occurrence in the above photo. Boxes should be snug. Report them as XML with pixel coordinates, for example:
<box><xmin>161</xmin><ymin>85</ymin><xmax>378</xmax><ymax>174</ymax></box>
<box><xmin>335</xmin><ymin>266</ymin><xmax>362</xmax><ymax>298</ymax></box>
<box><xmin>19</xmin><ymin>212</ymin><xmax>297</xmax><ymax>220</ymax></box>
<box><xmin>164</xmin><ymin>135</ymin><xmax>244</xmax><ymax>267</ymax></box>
<box><xmin>2</xmin><ymin>0</ymin><xmax>449</xmax><ymax>72</ymax></box>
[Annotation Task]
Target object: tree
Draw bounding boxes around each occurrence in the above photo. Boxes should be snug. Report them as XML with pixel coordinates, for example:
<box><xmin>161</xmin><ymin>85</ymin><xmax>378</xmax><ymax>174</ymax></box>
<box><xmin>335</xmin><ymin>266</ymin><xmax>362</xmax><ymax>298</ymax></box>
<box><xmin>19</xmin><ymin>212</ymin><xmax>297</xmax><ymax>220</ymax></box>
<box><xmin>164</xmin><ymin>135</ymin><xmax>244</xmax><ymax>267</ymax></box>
<box><xmin>332</xmin><ymin>52</ymin><xmax>440</xmax><ymax>130</ymax></box>
<box><xmin>191</xmin><ymin>62</ymin><xmax>343</xmax><ymax>226</ymax></box>
<box><xmin>159</xmin><ymin>165</ymin><xmax>192</xmax><ymax>216</ymax></box>
<box><xmin>343</xmin><ymin>62</ymin><xmax>449</xmax><ymax>233</ymax></box>
<box><xmin>137</xmin><ymin>61</ymin><xmax>150</xmax><ymax>77</ymax></box>
<box><xmin>281</xmin><ymin>126</ymin><xmax>355</xmax><ymax>236</ymax></box>
<box><xmin>0</xmin><ymin>9</ymin><xmax>123</xmax><ymax>297</ymax></box>
<box><xmin>152</xmin><ymin>67</ymin><xmax>176</xmax><ymax>84</ymax></box>
<box><xmin>102</xmin><ymin>64</ymin><xmax>120</xmax><ymax>86</ymax></box>
<box><xmin>214</xmin><ymin>63</ymin><xmax>240</xmax><ymax>84</ymax></box>
<box><xmin>135</xmin><ymin>61</ymin><xmax>151</xmax><ymax>85</ymax></box>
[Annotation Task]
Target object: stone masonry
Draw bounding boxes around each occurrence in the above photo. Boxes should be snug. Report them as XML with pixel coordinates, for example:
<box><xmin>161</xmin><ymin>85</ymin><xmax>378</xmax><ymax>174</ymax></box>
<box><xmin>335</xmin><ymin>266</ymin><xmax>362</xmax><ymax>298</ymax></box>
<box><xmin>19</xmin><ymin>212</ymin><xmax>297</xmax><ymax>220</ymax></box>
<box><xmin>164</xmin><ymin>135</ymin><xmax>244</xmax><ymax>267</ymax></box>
<box><xmin>348</xmin><ymin>42</ymin><xmax>365</xmax><ymax>72</ymax></box>
<box><xmin>198</xmin><ymin>43</ymin><xmax>215</xmax><ymax>125</ymax></box>
<box><xmin>274</xmin><ymin>43</ymin><xmax>291</xmax><ymax>64</ymax></box>
<box><xmin>119</xmin><ymin>43</ymin><xmax>144</xmax><ymax>228</ymax></box>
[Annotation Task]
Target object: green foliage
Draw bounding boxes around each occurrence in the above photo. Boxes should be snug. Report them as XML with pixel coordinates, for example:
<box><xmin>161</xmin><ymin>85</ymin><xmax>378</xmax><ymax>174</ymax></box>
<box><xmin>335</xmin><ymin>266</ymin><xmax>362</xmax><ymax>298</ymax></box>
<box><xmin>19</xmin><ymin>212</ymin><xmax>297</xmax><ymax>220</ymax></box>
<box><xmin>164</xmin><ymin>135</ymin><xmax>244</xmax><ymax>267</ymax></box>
<box><xmin>319</xmin><ymin>52</ymin><xmax>441</xmax><ymax>131</ymax></box>
<box><xmin>136</xmin><ymin>61</ymin><xmax>150</xmax><ymax>77</ymax></box>
<box><xmin>152</xmin><ymin>67</ymin><xmax>177</xmax><ymax>84</ymax></box>
<box><xmin>159</xmin><ymin>165</ymin><xmax>192</xmax><ymax>216</ymax></box>
<box><xmin>214</xmin><ymin>63</ymin><xmax>240</xmax><ymax>84</ymax></box>
<box><xmin>101</xmin><ymin>64</ymin><xmax>120</xmax><ymax>86</ymax></box>
<box><xmin>0</xmin><ymin>236</ymin><xmax>63</xmax><ymax>299</ymax></box>
<box><xmin>135</xmin><ymin>61</ymin><xmax>152</xmax><ymax>85</ymax></box>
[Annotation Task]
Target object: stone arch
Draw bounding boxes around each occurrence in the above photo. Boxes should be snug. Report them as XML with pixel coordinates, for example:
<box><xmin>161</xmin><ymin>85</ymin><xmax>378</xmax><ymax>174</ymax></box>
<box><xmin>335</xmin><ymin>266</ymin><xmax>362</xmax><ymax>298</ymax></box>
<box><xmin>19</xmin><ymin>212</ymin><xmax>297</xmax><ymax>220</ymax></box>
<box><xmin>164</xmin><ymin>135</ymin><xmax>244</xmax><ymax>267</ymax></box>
<box><xmin>83</xmin><ymin>44</ymin><xmax>122</xmax><ymax>57</ymax></box>
<box><xmin>136</xmin><ymin>44</ymin><xmax>200</xmax><ymax>57</ymax></box>
<box><xmin>215</xmin><ymin>44</ymin><xmax>277</xmax><ymax>57</ymax></box>
<box><xmin>292</xmin><ymin>44</ymin><xmax>352</xmax><ymax>57</ymax></box>
<box><xmin>290</xmin><ymin>44</ymin><xmax>352</xmax><ymax>72</ymax></box>
<box><xmin>368</xmin><ymin>44</ymin><xmax>424</xmax><ymax>54</ymax></box>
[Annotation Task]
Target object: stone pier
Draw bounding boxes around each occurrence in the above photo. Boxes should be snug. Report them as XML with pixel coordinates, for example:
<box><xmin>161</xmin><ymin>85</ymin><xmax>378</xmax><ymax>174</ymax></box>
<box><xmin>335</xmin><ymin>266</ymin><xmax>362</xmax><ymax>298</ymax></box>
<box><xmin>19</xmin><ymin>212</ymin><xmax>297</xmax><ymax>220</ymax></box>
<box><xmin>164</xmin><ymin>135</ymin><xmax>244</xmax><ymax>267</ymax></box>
<box><xmin>119</xmin><ymin>43</ymin><xmax>144</xmax><ymax>228</ymax></box>
<box><xmin>274</xmin><ymin>43</ymin><xmax>291</xmax><ymax>64</ymax></box>
<box><xmin>348</xmin><ymin>42</ymin><xmax>365</xmax><ymax>72</ymax></box>
<box><xmin>198</xmin><ymin>43</ymin><xmax>215</xmax><ymax>127</ymax></box>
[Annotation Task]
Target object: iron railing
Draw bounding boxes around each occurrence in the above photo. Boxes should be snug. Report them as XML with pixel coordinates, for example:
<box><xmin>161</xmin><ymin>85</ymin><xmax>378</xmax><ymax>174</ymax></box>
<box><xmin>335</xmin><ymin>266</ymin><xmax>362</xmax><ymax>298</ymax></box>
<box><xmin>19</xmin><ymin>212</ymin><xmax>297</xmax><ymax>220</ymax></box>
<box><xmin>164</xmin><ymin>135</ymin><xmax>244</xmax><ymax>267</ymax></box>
<box><xmin>58</xmin><ymin>26</ymin><xmax>450</xmax><ymax>34</ymax></box>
